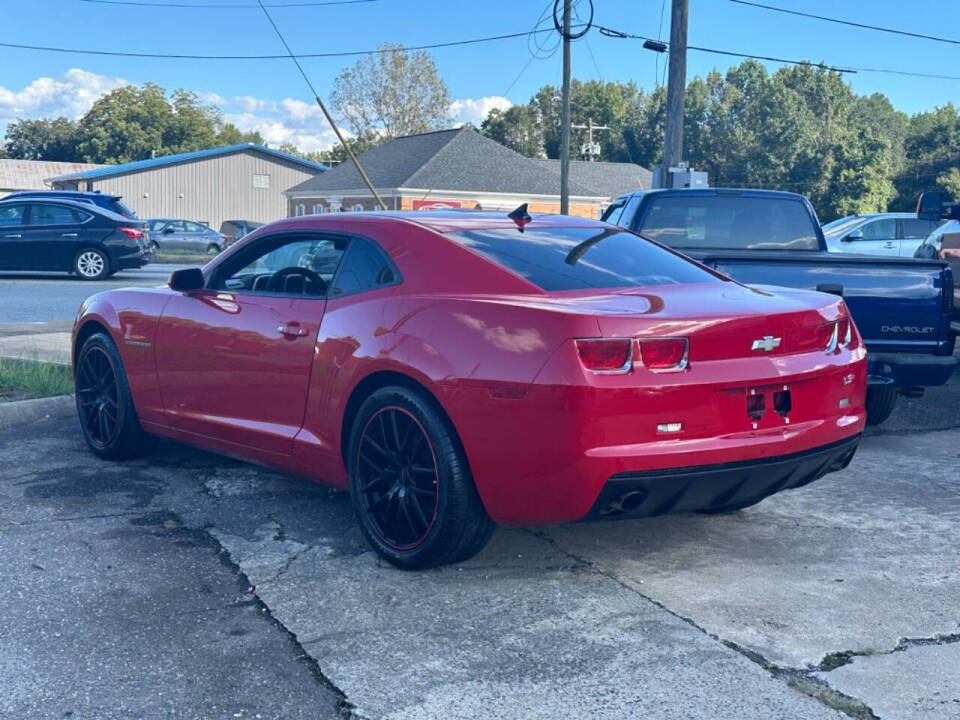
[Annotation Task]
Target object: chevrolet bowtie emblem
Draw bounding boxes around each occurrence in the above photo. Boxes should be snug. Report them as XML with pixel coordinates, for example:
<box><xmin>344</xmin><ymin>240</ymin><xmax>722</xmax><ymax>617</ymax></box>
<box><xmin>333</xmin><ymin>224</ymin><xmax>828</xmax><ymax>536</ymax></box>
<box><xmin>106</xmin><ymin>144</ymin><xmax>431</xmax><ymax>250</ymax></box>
<box><xmin>751</xmin><ymin>336</ymin><xmax>782</xmax><ymax>352</ymax></box>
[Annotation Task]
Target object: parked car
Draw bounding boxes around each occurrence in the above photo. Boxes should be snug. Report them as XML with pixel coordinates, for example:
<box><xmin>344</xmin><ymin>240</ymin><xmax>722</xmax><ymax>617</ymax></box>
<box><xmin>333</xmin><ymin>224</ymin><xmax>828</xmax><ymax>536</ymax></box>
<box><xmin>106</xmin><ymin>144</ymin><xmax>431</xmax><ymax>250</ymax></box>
<box><xmin>4</xmin><ymin>190</ymin><xmax>137</xmax><ymax>219</ymax></box>
<box><xmin>72</xmin><ymin>210</ymin><xmax>866</xmax><ymax>568</ymax></box>
<box><xmin>603</xmin><ymin>188</ymin><xmax>957</xmax><ymax>425</ymax></box>
<box><xmin>147</xmin><ymin>219</ymin><xmax>226</xmax><ymax>254</ymax></box>
<box><xmin>822</xmin><ymin>212</ymin><xmax>945</xmax><ymax>257</ymax></box>
<box><xmin>219</xmin><ymin>219</ymin><xmax>263</xmax><ymax>248</ymax></box>
<box><xmin>0</xmin><ymin>198</ymin><xmax>150</xmax><ymax>280</ymax></box>
<box><xmin>915</xmin><ymin>191</ymin><xmax>960</xmax><ymax>331</ymax></box>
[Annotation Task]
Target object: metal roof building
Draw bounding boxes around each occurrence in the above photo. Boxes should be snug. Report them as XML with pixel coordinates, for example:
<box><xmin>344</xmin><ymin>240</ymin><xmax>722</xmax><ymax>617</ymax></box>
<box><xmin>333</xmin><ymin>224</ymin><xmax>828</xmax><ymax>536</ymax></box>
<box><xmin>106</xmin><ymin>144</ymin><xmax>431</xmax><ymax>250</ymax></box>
<box><xmin>0</xmin><ymin>159</ymin><xmax>104</xmax><ymax>198</ymax></box>
<box><xmin>46</xmin><ymin>144</ymin><xmax>326</xmax><ymax>229</ymax></box>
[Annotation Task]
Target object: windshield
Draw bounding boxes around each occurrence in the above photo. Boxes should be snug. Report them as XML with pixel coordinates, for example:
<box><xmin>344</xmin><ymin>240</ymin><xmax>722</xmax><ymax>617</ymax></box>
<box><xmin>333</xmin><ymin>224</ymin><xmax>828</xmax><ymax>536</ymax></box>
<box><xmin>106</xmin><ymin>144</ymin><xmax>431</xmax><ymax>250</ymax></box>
<box><xmin>638</xmin><ymin>194</ymin><xmax>820</xmax><ymax>250</ymax></box>
<box><xmin>447</xmin><ymin>226</ymin><xmax>720</xmax><ymax>291</ymax></box>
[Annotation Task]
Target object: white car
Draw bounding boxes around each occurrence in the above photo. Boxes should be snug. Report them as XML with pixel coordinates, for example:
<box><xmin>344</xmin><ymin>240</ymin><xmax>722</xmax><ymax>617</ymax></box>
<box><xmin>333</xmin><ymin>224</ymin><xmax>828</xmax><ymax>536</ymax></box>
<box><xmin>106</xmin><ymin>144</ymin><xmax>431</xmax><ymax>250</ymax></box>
<box><xmin>822</xmin><ymin>212</ymin><xmax>946</xmax><ymax>257</ymax></box>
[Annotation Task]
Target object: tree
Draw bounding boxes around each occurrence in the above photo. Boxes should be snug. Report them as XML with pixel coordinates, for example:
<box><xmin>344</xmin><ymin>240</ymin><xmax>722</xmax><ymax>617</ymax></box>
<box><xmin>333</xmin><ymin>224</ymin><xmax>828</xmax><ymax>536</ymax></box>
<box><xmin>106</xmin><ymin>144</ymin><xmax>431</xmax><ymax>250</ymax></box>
<box><xmin>330</xmin><ymin>44</ymin><xmax>451</xmax><ymax>138</ymax></box>
<box><xmin>4</xmin><ymin>117</ymin><xmax>83</xmax><ymax>162</ymax></box>
<box><xmin>938</xmin><ymin>167</ymin><xmax>960</xmax><ymax>199</ymax></box>
<box><xmin>216</xmin><ymin>123</ymin><xmax>264</xmax><ymax>146</ymax></box>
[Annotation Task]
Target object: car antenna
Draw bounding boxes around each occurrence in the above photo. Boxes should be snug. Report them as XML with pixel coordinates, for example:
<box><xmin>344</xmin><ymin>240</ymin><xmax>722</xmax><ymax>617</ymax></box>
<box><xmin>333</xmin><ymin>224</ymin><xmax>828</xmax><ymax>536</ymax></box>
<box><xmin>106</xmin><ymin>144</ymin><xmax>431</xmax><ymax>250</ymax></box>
<box><xmin>255</xmin><ymin>0</ymin><xmax>387</xmax><ymax>211</ymax></box>
<box><xmin>508</xmin><ymin>203</ymin><xmax>532</xmax><ymax>231</ymax></box>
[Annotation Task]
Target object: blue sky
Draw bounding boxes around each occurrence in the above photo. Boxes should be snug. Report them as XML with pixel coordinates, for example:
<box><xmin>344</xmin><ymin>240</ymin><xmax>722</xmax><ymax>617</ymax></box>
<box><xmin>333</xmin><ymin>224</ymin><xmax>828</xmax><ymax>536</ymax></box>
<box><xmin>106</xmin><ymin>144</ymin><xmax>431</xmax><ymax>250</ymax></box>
<box><xmin>1</xmin><ymin>0</ymin><xmax>957</xmax><ymax>151</ymax></box>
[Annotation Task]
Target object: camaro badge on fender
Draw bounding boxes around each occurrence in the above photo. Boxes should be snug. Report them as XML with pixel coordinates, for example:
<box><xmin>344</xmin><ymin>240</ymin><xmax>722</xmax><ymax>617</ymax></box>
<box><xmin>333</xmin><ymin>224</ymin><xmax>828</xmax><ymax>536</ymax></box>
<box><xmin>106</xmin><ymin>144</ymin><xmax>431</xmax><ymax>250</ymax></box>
<box><xmin>751</xmin><ymin>336</ymin><xmax>782</xmax><ymax>352</ymax></box>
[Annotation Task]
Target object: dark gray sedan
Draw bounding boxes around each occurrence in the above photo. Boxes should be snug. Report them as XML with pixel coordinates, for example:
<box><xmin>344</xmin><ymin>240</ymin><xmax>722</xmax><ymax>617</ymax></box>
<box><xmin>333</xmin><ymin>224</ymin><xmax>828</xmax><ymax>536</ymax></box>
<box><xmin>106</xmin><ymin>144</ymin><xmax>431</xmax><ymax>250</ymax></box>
<box><xmin>147</xmin><ymin>219</ymin><xmax>226</xmax><ymax>254</ymax></box>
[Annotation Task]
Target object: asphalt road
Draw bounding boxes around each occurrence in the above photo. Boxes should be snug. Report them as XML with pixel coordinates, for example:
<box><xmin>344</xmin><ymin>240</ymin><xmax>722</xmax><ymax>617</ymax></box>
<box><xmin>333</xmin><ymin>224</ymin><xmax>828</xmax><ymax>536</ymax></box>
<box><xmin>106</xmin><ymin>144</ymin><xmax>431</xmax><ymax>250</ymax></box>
<box><xmin>2</xmin><ymin>374</ymin><xmax>958</xmax><ymax>719</ymax></box>
<box><xmin>0</xmin><ymin>264</ymin><xmax>188</xmax><ymax>324</ymax></box>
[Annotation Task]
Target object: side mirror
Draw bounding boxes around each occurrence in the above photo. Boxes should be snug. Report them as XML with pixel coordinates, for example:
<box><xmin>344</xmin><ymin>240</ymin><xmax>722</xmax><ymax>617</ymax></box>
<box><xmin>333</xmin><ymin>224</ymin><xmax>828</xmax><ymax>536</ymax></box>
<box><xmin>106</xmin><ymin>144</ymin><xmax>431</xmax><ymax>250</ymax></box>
<box><xmin>168</xmin><ymin>267</ymin><xmax>204</xmax><ymax>292</ymax></box>
<box><xmin>843</xmin><ymin>230</ymin><xmax>863</xmax><ymax>242</ymax></box>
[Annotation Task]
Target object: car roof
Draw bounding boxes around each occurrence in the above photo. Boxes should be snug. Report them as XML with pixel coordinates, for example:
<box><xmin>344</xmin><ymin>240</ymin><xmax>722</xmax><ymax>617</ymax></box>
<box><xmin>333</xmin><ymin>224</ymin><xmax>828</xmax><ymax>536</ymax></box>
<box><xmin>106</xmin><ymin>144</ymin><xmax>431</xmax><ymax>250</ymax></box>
<box><xmin>5</xmin><ymin>190</ymin><xmax>121</xmax><ymax>200</ymax></box>
<box><xmin>0</xmin><ymin>196</ymin><xmax>134</xmax><ymax>222</ymax></box>
<box><xmin>614</xmin><ymin>187</ymin><xmax>808</xmax><ymax>203</ymax></box>
<box><xmin>287</xmin><ymin>209</ymin><xmax>608</xmax><ymax>234</ymax></box>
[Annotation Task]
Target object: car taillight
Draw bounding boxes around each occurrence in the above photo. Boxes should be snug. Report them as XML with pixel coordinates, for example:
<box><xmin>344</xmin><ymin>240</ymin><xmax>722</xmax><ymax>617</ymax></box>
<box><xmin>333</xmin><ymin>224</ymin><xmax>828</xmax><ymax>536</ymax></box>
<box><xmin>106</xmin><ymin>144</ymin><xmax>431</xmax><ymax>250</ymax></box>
<box><xmin>638</xmin><ymin>338</ymin><xmax>689</xmax><ymax>371</ymax></box>
<box><xmin>118</xmin><ymin>227</ymin><xmax>144</xmax><ymax>238</ymax></box>
<box><xmin>575</xmin><ymin>338</ymin><xmax>633</xmax><ymax>373</ymax></box>
<box><xmin>818</xmin><ymin>321</ymin><xmax>838</xmax><ymax>352</ymax></box>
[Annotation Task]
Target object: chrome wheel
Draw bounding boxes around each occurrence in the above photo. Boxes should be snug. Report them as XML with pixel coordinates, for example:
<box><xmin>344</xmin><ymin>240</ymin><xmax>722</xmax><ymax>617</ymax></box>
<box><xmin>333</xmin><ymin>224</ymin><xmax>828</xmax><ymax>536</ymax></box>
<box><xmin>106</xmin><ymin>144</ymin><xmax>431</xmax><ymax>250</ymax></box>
<box><xmin>76</xmin><ymin>346</ymin><xmax>119</xmax><ymax>448</ymax></box>
<box><xmin>76</xmin><ymin>250</ymin><xmax>106</xmax><ymax>278</ymax></box>
<box><xmin>356</xmin><ymin>406</ymin><xmax>440</xmax><ymax>550</ymax></box>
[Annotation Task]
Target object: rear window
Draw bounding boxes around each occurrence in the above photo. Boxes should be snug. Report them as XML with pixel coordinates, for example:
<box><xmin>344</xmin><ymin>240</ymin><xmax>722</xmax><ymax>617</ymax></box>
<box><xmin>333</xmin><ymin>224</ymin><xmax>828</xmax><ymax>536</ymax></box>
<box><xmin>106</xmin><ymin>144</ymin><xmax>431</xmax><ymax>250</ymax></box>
<box><xmin>639</xmin><ymin>195</ymin><xmax>820</xmax><ymax>250</ymax></box>
<box><xmin>107</xmin><ymin>198</ymin><xmax>136</xmax><ymax>218</ymax></box>
<box><xmin>448</xmin><ymin>227</ymin><xmax>720</xmax><ymax>291</ymax></box>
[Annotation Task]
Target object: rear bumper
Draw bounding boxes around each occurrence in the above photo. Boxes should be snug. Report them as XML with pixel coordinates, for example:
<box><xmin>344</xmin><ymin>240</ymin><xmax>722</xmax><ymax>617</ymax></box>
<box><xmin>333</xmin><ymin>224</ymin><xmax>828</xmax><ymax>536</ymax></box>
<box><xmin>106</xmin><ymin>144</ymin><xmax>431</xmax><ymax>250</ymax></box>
<box><xmin>584</xmin><ymin>435</ymin><xmax>860</xmax><ymax>520</ymax></box>
<box><xmin>867</xmin><ymin>352</ymin><xmax>957</xmax><ymax>388</ymax></box>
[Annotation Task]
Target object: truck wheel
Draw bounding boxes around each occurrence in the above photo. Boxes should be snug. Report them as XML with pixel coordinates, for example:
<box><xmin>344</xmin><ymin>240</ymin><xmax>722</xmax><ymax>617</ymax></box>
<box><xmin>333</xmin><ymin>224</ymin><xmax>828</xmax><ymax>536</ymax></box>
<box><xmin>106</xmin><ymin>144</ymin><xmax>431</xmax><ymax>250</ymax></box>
<box><xmin>865</xmin><ymin>386</ymin><xmax>898</xmax><ymax>426</ymax></box>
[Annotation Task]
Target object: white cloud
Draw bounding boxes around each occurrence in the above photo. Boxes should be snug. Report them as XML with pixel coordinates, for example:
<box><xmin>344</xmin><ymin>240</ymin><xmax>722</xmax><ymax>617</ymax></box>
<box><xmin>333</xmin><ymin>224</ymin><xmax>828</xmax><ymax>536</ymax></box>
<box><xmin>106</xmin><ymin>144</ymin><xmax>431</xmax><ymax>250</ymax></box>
<box><xmin>0</xmin><ymin>68</ymin><xmax>127</xmax><ymax>125</ymax></box>
<box><xmin>0</xmin><ymin>70</ymin><xmax>515</xmax><ymax>153</ymax></box>
<box><xmin>450</xmin><ymin>96</ymin><xmax>512</xmax><ymax>126</ymax></box>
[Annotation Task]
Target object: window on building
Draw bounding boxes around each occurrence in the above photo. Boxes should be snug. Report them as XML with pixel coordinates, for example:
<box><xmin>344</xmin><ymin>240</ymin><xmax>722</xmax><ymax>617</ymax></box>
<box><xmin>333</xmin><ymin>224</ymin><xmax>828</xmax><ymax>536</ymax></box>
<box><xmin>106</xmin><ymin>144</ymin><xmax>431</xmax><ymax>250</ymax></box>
<box><xmin>295</xmin><ymin>204</ymin><xmax>306</xmax><ymax>217</ymax></box>
<box><xmin>312</xmin><ymin>203</ymin><xmax>324</xmax><ymax>215</ymax></box>
<box><xmin>253</xmin><ymin>173</ymin><xmax>271</xmax><ymax>189</ymax></box>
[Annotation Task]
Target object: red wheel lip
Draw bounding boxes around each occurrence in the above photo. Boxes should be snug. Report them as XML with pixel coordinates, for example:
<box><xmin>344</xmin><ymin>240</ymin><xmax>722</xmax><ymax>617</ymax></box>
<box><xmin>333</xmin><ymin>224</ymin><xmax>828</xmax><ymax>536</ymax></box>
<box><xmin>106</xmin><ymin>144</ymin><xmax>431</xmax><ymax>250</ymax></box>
<box><xmin>356</xmin><ymin>404</ymin><xmax>440</xmax><ymax>551</ymax></box>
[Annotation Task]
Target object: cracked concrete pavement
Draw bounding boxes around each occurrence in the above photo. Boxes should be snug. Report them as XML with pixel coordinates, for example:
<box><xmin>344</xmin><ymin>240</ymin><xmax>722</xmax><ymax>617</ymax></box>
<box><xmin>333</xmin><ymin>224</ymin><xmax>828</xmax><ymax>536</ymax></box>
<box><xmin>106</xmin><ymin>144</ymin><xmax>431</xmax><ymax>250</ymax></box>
<box><xmin>1</xmin><ymin>370</ymin><xmax>958</xmax><ymax>719</ymax></box>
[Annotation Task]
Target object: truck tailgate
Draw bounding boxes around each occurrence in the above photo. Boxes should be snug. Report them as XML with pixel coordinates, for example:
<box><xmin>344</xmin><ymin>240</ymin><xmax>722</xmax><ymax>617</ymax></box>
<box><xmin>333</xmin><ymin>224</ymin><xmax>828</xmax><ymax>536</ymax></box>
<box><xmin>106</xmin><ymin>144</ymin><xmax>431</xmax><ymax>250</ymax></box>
<box><xmin>682</xmin><ymin>251</ymin><xmax>954</xmax><ymax>355</ymax></box>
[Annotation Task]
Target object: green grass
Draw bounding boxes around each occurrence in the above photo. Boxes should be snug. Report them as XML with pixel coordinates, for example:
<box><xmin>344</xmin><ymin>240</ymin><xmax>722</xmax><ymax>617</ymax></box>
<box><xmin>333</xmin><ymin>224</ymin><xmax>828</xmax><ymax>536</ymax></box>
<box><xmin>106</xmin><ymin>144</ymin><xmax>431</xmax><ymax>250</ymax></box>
<box><xmin>0</xmin><ymin>357</ymin><xmax>74</xmax><ymax>402</ymax></box>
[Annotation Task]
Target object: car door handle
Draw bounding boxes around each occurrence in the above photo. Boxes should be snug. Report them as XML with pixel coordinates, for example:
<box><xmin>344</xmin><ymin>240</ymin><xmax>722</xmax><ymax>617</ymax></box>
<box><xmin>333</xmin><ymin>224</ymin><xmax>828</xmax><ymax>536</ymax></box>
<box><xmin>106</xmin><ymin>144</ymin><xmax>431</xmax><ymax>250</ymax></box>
<box><xmin>4</xmin><ymin>233</ymin><xmax>21</xmax><ymax>238</ymax></box>
<box><xmin>883</xmin><ymin>241</ymin><xmax>896</xmax><ymax>248</ymax></box>
<box><xmin>277</xmin><ymin>323</ymin><xmax>308</xmax><ymax>337</ymax></box>
<box><xmin>61</xmin><ymin>233</ymin><xmax>78</xmax><ymax>238</ymax></box>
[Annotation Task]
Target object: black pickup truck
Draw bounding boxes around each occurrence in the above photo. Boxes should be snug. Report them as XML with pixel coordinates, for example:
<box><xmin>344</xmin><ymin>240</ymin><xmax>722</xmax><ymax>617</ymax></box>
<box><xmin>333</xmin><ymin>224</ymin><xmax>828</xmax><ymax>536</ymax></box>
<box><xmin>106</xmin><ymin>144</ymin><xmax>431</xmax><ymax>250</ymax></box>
<box><xmin>603</xmin><ymin>188</ymin><xmax>957</xmax><ymax>425</ymax></box>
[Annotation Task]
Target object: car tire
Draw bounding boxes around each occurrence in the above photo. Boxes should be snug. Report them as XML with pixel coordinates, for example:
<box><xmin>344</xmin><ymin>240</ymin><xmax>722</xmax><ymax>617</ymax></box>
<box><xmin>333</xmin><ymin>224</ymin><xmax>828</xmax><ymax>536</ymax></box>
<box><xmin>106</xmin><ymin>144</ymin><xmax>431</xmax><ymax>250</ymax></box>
<box><xmin>75</xmin><ymin>332</ymin><xmax>153</xmax><ymax>460</ymax></box>
<box><xmin>74</xmin><ymin>248</ymin><xmax>110</xmax><ymax>280</ymax></box>
<box><xmin>865</xmin><ymin>386</ymin><xmax>898</xmax><ymax>426</ymax></box>
<box><xmin>206</xmin><ymin>243</ymin><xmax>221</xmax><ymax>255</ymax></box>
<box><xmin>347</xmin><ymin>385</ymin><xmax>494</xmax><ymax>570</ymax></box>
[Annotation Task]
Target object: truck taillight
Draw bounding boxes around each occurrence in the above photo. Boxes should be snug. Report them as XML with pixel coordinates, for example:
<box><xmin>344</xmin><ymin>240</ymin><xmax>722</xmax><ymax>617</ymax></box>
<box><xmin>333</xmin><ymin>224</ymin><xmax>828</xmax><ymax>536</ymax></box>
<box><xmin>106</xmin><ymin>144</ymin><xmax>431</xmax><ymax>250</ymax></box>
<box><xmin>639</xmin><ymin>338</ymin><xmax>689</xmax><ymax>372</ymax></box>
<box><xmin>575</xmin><ymin>339</ymin><xmax>632</xmax><ymax>373</ymax></box>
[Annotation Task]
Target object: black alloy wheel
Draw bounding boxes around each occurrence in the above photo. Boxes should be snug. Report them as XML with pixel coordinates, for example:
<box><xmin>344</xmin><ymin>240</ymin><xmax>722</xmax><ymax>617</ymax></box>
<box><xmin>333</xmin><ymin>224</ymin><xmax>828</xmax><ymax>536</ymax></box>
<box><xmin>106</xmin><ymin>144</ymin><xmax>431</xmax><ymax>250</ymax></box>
<box><xmin>77</xmin><ymin>345</ymin><xmax>120</xmax><ymax>449</ymax></box>
<box><xmin>356</xmin><ymin>406</ymin><xmax>440</xmax><ymax>550</ymax></box>
<box><xmin>348</xmin><ymin>386</ymin><xmax>494</xmax><ymax>569</ymax></box>
<box><xmin>75</xmin><ymin>332</ymin><xmax>152</xmax><ymax>460</ymax></box>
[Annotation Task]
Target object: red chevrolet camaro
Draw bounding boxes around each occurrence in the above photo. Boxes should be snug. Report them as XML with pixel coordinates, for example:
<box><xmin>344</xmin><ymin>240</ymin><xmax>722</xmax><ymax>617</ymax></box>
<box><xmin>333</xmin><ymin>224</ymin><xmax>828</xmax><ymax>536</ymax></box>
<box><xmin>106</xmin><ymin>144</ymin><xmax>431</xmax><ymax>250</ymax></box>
<box><xmin>72</xmin><ymin>210</ymin><xmax>867</xmax><ymax>568</ymax></box>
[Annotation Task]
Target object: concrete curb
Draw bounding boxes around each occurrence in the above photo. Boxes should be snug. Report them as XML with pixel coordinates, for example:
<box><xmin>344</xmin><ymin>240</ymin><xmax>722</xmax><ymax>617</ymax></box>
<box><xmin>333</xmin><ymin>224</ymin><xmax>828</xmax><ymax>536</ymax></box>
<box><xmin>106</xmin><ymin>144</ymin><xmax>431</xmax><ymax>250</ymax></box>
<box><xmin>0</xmin><ymin>395</ymin><xmax>75</xmax><ymax>430</ymax></box>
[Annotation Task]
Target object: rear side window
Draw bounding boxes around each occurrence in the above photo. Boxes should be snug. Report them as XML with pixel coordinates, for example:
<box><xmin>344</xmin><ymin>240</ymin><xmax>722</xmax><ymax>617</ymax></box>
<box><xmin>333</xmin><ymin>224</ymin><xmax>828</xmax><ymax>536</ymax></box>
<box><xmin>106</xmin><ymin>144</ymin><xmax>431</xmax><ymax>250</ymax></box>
<box><xmin>0</xmin><ymin>205</ymin><xmax>25</xmax><ymax>226</ymax></box>
<box><xmin>901</xmin><ymin>219</ymin><xmax>944</xmax><ymax>238</ymax></box>
<box><xmin>639</xmin><ymin>195</ymin><xmax>819</xmax><ymax>250</ymax></box>
<box><xmin>331</xmin><ymin>238</ymin><xmax>399</xmax><ymax>296</ymax></box>
<box><xmin>29</xmin><ymin>204</ymin><xmax>82</xmax><ymax>225</ymax></box>
<box><xmin>447</xmin><ymin>227</ymin><xmax>720</xmax><ymax>291</ymax></box>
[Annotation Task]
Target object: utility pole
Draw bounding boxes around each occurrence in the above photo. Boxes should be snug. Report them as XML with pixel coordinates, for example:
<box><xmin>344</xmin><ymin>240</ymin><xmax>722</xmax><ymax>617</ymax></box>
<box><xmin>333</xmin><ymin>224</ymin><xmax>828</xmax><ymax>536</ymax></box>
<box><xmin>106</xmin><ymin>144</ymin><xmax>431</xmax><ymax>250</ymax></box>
<box><xmin>660</xmin><ymin>0</ymin><xmax>689</xmax><ymax>188</ymax></box>
<box><xmin>571</xmin><ymin>118</ymin><xmax>610</xmax><ymax>161</ymax></box>
<box><xmin>559</xmin><ymin>0</ymin><xmax>572</xmax><ymax>214</ymax></box>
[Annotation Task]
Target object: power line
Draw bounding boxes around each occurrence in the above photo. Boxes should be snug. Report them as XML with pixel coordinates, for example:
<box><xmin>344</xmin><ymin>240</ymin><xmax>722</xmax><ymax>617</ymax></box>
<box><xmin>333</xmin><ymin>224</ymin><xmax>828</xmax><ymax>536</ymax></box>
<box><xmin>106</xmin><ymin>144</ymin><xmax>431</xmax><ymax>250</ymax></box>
<box><xmin>597</xmin><ymin>25</ymin><xmax>960</xmax><ymax>80</ymax></box>
<box><xmin>0</xmin><ymin>27</ymin><xmax>559</xmax><ymax>60</ymax></box>
<box><xmin>597</xmin><ymin>26</ymin><xmax>856</xmax><ymax>74</ymax></box>
<box><xmin>729</xmin><ymin>0</ymin><xmax>960</xmax><ymax>47</ymax></box>
<box><xmin>75</xmin><ymin>0</ymin><xmax>376</xmax><ymax>7</ymax></box>
<box><xmin>254</xmin><ymin>0</ymin><xmax>386</xmax><ymax>209</ymax></box>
